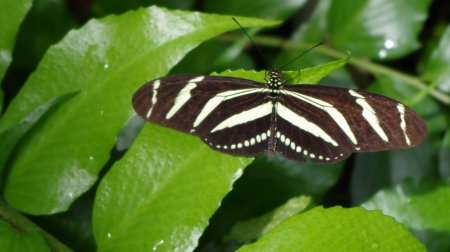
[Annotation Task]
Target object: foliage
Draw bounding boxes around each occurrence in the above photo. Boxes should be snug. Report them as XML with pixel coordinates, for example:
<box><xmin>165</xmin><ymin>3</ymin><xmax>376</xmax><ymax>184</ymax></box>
<box><xmin>0</xmin><ymin>0</ymin><xmax>449</xmax><ymax>251</ymax></box>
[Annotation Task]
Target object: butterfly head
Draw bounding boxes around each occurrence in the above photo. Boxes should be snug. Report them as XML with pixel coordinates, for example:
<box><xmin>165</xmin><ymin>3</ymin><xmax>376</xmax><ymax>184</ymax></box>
<box><xmin>267</xmin><ymin>69</ymin><xmax>283</xmax><ymax>97</ymax></box>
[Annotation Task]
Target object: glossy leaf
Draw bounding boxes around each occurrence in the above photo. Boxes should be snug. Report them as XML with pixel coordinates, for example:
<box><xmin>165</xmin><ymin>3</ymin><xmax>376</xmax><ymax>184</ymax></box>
<box><xmin>0</xmin><ymin>6</ymin><xmax>280</xmax><ymax>214</ymax></box>
<box><xmin>328</xmin><ymin>0</ymin><xmax>432</xmax><ymax>60</ymax></box>
<box><xmin>362</xmin><ymin>177</ymin><xmax>450</xmax><ymax>251</ymax></box>
<box><xmin>238</xmin><ymin>206</ymin><xmax>426</xmax><ymax>251</ymax></box>
<box><xmin>93</xmin><ymin>123</ymin><xmax>251</xmax><ymax>251</ymax></box>
<box><xmin>0</xmin><ymin>0</ymin><xmax>32</xmax><ymax>78</ymax></box>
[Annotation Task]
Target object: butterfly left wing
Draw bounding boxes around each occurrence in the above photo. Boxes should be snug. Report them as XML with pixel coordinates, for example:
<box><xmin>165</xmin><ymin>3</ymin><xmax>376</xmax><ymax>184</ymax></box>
<box><xmin>133</xmin><ymin>75</ymin><xmax>274</xmax><ymax>157</ymax></box>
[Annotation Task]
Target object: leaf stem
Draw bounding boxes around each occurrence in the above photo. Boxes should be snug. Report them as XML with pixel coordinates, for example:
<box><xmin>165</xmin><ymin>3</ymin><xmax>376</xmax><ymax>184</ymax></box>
<box><xmin>0</xmin><ymin>200</ymin><xmax>72</xmax><ymax>252</ymax></box>
<box><xmin>218</xmin><ymin>33</ymin><xmax>450</xmax><ymax>104</ymax></box>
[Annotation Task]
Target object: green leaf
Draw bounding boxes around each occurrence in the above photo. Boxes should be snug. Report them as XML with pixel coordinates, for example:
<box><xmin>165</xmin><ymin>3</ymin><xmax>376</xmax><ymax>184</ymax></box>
<box><xmin>0</xmin><ymin>220</ymin><xmax>50</xmax><ymax>252</ymax></box>
<box><xmin>225</xmin><ymin>195</ymin><xmax>313</xmax><ymax>243</ymax></box>
<box><xmin>0</xmin><ymin>91</ymin><xmax>78</xmax><ymax>175</ymax></box>
<box><xmin>0</xmin><ymin>0</ymin><xmax>32</xmax><ymax>78</ymax></box>
<box><xmin>238</xmin><ymin>206</ymin><xmax>426</xmax><ymax>251</ymax></box>
<box><xmin>93</xmin><ymin>123</ymin><xmax>252</xmax><ymax>251</ymax></box>
<box><xmin>287</xmin><ymin>52</ymin><xmax>350</xmax><ymax>84</ymax></box>
<box><xmin>213</xmin><ymin>54</ymin><xmax>350</xmax><ymax>84</ymax></box>
<box><xmin>328</xmin><ymin>0</ymin><xmax>432</xmax><ymax>60</ymax></box>
<box><xmin>422</xmin><ymin>24</ymin><xmax>450</xmax><ymax>94</ymax></box>
<box><xmin>362</xmin><ymin>177</ymin><xmax>450</xmax><ymax>251</ymax></box>
<box><xmin>201</xmin><ymin>154</ymin><xmax>343</xmax><ymax>245</ymax></box>
<box><xmin>351</xmin><ymin>138</ymin><xmax>436</xmax><ymax>205</ymax></box>
<box><xmin>274</xmin><ymin>49</ymin><xmax>356</xmax><ymax>89</ymax></box>
<box><xmin>0</xmin><ymin>7</ymin><xmax>280</xmax><ymax>214</ymax></box>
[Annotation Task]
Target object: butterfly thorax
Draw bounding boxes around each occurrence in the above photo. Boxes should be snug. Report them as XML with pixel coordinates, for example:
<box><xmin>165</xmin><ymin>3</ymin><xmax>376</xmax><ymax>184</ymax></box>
<box><xmin>267</xmin><ymin>69</ymin><xmax>283</xmax><ymax>98</ymax></box>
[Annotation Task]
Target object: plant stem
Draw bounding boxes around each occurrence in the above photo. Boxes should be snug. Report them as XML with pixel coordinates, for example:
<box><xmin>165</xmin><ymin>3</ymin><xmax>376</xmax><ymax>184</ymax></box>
<box><xmin>219</xmin><ymin>33</ymin><xmax>450</xmax><ymax>104</ymax></box>
<box><xmin>0</xmin><ymin>200</ymin><xmax>72</xmax><ymax>252</ymax></box>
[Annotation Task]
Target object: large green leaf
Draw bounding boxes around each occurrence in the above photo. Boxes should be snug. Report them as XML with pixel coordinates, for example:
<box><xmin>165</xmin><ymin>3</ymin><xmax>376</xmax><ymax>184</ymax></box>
<box><xmin>362</xmin><ymin>177</ymin><xmax>450</xmax><ymax>251</ymax></box>
<box><xmin>0</xmin><ymin>7</ymin><xmax>280</xmax><ymax>214</ymax></box>
<box><xmin>0</xmin><ymin>0</ymin><xmax>32</xmax><ymax>78</ymax></box>
<box><xmin>93</xmin><ymin>123</ymin><xmax>251</xmax><ymax>251</ymax></box>
<box><xmin>328</xmin><ymin>0</ymin><xmax>432</xmax><ymax>60</ymax></box>
<box><xmin>238</xmin><ymin>206</ymin><xmax>426</xmax><ymax>251</ymax></box>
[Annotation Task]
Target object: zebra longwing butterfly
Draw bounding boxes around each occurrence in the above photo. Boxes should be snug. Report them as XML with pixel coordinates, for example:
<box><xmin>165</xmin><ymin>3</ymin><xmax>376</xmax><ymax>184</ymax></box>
<box><xmin>132</xmin><ymin>68</ymin><xmax>427</xmax><ymax>164</ymax></box>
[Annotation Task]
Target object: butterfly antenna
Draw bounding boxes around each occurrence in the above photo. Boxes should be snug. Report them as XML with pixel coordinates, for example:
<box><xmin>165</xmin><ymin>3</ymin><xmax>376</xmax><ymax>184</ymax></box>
<box><xmin>232</xmin><ymin>17</ymin><xmax>274</xmax><ymax>69</ymax></box>
<box><xmin>278</xmin><ymin>42</ymin><xmax>323</xmax><ymax>70</ymax></box>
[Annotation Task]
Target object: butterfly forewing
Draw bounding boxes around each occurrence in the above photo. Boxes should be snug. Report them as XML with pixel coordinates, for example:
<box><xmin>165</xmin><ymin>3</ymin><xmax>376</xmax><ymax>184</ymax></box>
<box><xmin>132</xmin><ymin>75</ymin><xmax>264</xmax><ymax>135</ymax></box>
